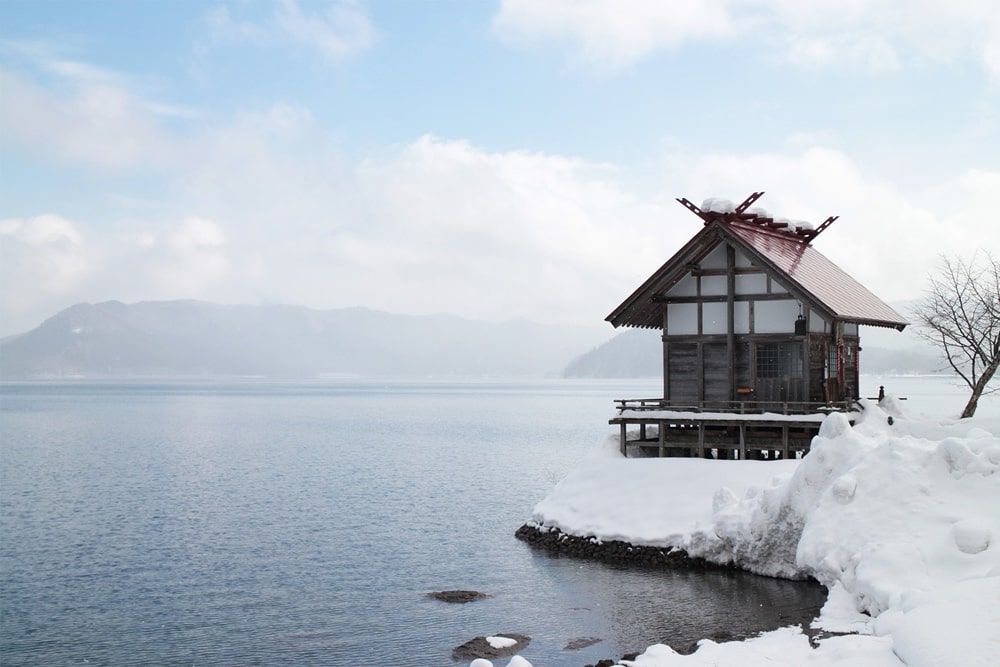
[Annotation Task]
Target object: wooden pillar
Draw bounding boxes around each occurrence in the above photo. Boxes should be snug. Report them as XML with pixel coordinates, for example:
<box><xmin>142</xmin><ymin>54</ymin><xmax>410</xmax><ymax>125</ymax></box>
<box><xmin>658</xmin><ymin>421</ymin><xmax>666</xmax><ymax>458</ymax></box>
<box><xmin>835</xmin><ymin>320</ymin><xmax>844</xmax><ymax>402</ymax></box>
<box><xmin>697</xmin><ymin>421</ymin><xmax>705</xmax><ymax>458</ymax></box>
<box><xmin>801</xmin><ymin>314</ymin><xmax>811</xmax><ymax>406</ymax></box>
<box><xmin>727</xmin><ymin>244</ymin><xmax>736</xmax><ymax>402</ymax></box>
<box><xmin>620</xmin><ymin>422</ymin><xmax>627</xmax><ymax>456</ymax></box>
<box><xmin>697</xmin><ymin>341</ymin><xmax>705</xmax><ymax>407</ymax></box>
<box><xmin>739</xmin><ymin>423</ymin><xmax>747</xmax><ymax>460</ymax></box>
<box><xmin>782</xmin><ymin>424</ymin><xmax>790</xmax><ymax>459</ymax></box>
<box><xmin>662</xmin><ymin>310</ymin><xmax>670</xmax><ymax>401</ymax></box>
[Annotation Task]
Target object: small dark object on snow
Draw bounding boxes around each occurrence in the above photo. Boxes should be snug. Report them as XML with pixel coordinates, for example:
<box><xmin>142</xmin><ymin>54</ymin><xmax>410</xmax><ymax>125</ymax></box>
<box><xmin>564</xmin><ymin>636</ymin><xmax>603</xmax><ymax>651</ymax></box>
<box><xmin>428</xmin><ymin>590</ymin><xmax>492</xmax><ymax>604</ymax></box>
<box><xmin>888</xmin><ymin>416</ymin><xmax>894</xmax><ymax>426</ymax></box>
<box><xmin>586</xmin><ymin>653</ymin><xmax>637</xmax><ymax>667</ymax></box>
<box><xmin>451</xmin><ymin>633</ymin><xmax>531</xmax><ymax>661</ymax></box>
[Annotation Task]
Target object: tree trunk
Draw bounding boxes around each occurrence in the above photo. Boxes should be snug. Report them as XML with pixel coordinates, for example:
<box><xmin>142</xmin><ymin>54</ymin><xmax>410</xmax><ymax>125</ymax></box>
<box><xmin>960</xmin><ymin>356</ymin><xmax>1000</xmax><ymax>418</ymax></box>
<box><xmin>960</xmin><ymin>395</ymin><xmax>978</xmax><ymax>419</ymax></box>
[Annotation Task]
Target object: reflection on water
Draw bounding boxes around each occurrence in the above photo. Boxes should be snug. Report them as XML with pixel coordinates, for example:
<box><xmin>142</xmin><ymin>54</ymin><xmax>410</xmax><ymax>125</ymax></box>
<box><xmin>529</xmin><ymin>551</ymin><xmax>827</xmax><ymax>659</ymax></box>
<box><xmin>2</xmin><ymin>380</ymin><xmax>829</xmax><ymax>666</ymax></box>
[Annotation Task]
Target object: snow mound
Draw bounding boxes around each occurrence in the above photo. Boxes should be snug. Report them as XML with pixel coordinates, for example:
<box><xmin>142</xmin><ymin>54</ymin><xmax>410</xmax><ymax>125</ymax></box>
<box><xmin>529</xmin><ymin>397</ymin><xmax>1000</xmax><ymax>666</ymax></box>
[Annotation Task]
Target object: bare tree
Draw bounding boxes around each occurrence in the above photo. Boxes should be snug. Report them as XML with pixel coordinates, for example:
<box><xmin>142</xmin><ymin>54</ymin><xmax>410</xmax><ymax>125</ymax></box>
<box><xmin>913</xmin><ymin>252</ymin><xmax>1000</xmax><ymax>418</ymax></box>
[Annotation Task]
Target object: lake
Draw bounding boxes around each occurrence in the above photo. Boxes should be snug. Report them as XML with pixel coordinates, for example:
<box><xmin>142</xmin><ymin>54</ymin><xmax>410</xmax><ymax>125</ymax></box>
<box><xmin>0</xmin><ymin>376</ymin><xmax>987</xmax><ymax>666</ymax></box>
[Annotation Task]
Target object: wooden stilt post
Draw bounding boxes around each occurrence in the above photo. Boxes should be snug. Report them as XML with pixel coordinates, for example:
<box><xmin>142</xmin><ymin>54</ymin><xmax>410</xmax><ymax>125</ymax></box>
<box><xmin>620</xmin><ymin>422</ymin><xmax>627</xmax><ymax>456</ymax></box>
<box><xmin>658</xmin><ymin>421</ymin><xmax>666</xmax><ymax>458</ymax></box>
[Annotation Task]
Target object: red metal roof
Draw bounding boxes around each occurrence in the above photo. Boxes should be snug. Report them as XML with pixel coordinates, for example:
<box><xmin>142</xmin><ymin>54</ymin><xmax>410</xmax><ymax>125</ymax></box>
<box><xmin>727</xmin><ymin>223</ymin><xmax>907</xmax><ymax>329</ymax></box>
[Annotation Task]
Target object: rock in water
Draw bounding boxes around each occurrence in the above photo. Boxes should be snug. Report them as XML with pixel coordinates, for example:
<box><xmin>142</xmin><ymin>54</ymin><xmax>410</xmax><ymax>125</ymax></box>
<box><xmin>427</xmin><ymin>590</ymin><xmax>492</xmax><ymax>603</ymax></box>
<box><xmin>564</xmin><ymin>637</ymin><xmax>603</xmax><ymax>651</ymax></box>
<box><xmin>452</xmin><ymin>633</ymin><xmax>531</xmax><ymax>661</ymax></box>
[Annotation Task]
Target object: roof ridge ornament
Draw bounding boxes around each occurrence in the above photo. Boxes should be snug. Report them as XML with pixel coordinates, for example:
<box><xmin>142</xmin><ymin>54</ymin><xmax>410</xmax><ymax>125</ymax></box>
<box><xmin>675</xmin><ymin>192</ymin><xmax>838</xmax><ymax>245</ymax></box>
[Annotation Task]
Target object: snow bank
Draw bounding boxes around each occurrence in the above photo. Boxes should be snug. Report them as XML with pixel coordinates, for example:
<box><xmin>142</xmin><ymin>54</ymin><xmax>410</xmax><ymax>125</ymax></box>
<box><xmin>528</xmin><ymin>437</ymin><xmax>799</xmax><ymax>547</ymax></box>
<box><xmin>527</xmin><ymin>398</ymin><xmax>1000</xmax><ymax>666</ymax></box>
<box><xmin>622</xmin><ymin>626</ymin><xmax>899</xmax><ymax>666</ymax></box>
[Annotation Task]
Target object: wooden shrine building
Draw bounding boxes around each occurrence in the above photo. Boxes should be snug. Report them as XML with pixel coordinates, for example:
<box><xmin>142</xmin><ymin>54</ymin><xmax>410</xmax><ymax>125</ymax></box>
<box><xmin>607</xmin><ymin>192</ymin><xmax>907</xmax><ymax>459</ymax></box>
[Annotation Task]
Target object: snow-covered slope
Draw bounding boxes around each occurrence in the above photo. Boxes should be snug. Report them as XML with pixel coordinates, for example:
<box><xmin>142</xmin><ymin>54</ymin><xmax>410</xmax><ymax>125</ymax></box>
<box><xmin>522</xmin><ymin>398</ymin><xmax>1000</xmax><ymax>667</ymax></box>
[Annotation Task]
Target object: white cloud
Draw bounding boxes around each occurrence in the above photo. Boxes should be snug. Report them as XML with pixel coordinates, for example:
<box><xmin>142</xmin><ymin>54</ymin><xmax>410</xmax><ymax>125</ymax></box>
<box><xmin>0</xmin><ymin>212</ymin><xmax>236</xmax><ymax>336</ymax></box>
<box><xmin>276</xmin><ymin>0</ymin><xmax>374</xmax><ymax>61</ymax></box>
<box><xmin>492</xmin><ymin>0</ymin><xmax>734</xmax><ymax>69</ymax></box>
<box><xmin>762</xmin><ymin>0</ymin><xmax>999</xmax><ymax>73</ymax></box>
<box><xmin>204</xmin><ymin>5</ymin><xmax>266</xmax><ymax>42</ymax></box>
<box><xmin>0</xmin><ymin>215</ymin><xmax>97</xmax><ymax>333</ymax></box>
<box><xmin>492</xmin><ymin>0</ymin><xmax>1000</xmax><ymax>76</ymax></box>
<box><xmin>201</xmin><ymin>0</ymin><xmax>374</xmax><ymax>61</ymax></box>
<box><xmin>985</xmin><ymin>10</ymin><xmax>1000</xmax><ymax>81</ymax></box>
<box><xmin>0</xmin><ymin>65</ymin><xmax>174</xmax><ymax>169</ymax></box>
<box><xmin>345</xmin><ymin>135</ymin><xmax>671</xmax><ymax>324</ymax></box>
<box><xmin>175</xmin><ymin>120</ymin><xmax>672</xmax><ymax>326</ymax></box>
<box><xmin>782</xmin><ymin>32</ymin><xmax>899</xmax><ymax>72</ymax></box>
<box><xmin>147</xmin><ymin>217</ymin><xmax>231</xmax><ymax>295</ymax></box>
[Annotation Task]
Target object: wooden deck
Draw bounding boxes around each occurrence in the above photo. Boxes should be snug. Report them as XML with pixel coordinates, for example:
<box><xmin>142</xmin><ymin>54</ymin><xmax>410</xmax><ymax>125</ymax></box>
<box><xmin>610</xmin><ymin>398</ymin><xmax>857</xmax><ymax>459</ymax></box>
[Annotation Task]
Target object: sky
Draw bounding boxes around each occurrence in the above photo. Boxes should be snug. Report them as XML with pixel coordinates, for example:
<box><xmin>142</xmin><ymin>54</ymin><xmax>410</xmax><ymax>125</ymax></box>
<box><xmin>1</xmin><ymin>0</ymin><xmax>999</xmax><ymax>338</ymax></box>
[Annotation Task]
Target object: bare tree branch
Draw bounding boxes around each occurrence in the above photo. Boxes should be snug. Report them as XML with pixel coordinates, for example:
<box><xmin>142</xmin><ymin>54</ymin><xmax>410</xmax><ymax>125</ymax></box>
<box><xmin>913</xmin><ymin>252</ymin><xmax>1000</xmax><ymax>418</ymax></box>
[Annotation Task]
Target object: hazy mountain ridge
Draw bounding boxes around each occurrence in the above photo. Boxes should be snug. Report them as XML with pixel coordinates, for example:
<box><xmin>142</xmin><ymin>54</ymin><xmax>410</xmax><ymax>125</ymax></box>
<box><xmin>0</xmin><ymin>300</ymin><xmax>613</xmax><ymax>379</ymax></box>
<box><xmin>562</xmin><ymin>329</ymin><xmax>663</xmax><ymax>378</ymax></box>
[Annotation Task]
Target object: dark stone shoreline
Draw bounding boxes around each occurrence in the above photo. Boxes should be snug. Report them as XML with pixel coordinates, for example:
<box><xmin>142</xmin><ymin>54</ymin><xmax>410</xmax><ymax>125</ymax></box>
<box><xmin>515</xmin><ymin>523</ymin><xmax>736</xmax><ymax>570</ymax></box>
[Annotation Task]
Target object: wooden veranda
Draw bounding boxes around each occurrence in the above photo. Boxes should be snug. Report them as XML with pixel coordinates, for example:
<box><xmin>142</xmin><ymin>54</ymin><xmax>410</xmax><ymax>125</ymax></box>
<box><xmin>610</xmin><ymin>399</ymin><xmax>857</xmax><ymax>459</ymax></box>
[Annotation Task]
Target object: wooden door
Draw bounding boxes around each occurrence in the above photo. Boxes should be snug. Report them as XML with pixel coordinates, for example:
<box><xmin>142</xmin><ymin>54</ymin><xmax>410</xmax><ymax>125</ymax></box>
<box><xmin>755</xmin><ymin>343</ymin><xmax>804</xmax><ymax>409</ymax></box>
<box><xmin>667</xmin><ymin>342</ymin><xmax>698</xmax><ymax>405</ymax></box>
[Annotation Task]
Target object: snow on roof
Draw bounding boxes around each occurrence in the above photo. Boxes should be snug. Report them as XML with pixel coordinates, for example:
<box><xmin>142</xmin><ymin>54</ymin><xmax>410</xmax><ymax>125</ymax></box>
<box><xmin>701</xmin><ymin>197</ymin><xmax>736</xmax><ymax>214</ymax></box>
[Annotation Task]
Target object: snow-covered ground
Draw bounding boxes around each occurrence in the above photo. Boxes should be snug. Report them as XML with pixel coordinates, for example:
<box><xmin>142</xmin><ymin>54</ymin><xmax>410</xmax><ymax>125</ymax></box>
<box><xmin>478</xmin><ymin>393</ymin><xmax>999</xmax><ymax>667</ymax></box>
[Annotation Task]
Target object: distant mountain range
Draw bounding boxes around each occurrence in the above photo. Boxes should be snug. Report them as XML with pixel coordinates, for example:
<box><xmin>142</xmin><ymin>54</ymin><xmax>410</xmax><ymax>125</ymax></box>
<box><xmin>0</xmin><ymin>299</ymin><xmax>946</xmax><ymax>380</ymax></box>
<box><xmin>0</xmin><ymin>300</ymin><xmax>613</xmax><ymax>379</ymax></box>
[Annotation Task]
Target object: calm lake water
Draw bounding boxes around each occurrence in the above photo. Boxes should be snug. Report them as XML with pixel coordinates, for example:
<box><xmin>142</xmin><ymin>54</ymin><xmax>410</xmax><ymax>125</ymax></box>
<box><xmin>1</xmin><ymin>376</ymin><xmax>987</xmax><ymax>666</ymax></box>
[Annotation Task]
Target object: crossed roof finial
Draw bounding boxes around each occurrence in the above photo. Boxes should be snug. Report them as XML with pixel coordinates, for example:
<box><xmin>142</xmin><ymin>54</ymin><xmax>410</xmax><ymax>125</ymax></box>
<box><xmin>675</xmin><ymin>191</ymin><xmax>837</xmax><ymax>244</ymax></box>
